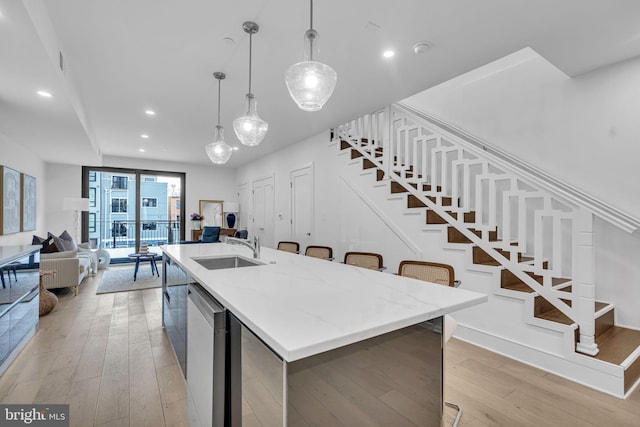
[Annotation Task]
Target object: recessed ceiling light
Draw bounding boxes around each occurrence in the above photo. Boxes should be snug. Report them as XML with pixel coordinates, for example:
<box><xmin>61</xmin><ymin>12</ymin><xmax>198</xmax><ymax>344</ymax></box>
<box><xmin>232</xmin><ymin>146</ymin><xmax>239</xmax><ymax>151</ymax></box>
<box><xmin>37</xmin><ymin>90</ymin><xmax>52</xmax><ymax>98</ymax></box>
<box><xmin>141</xmin><ymin>134</ymin><xmax>149</xmax><ymax>139</ymax></box>
<box><xmin>383</xmin><ymin>50</ymin><xmax>395</xmax><ymax>58</ymax></box>
<box><xmin>145</xmin><ymin>110</ymin><xmax>156</xmax><ymax>116</ymax></box>
<box><xmin>139</xmin><ymin>148</ymin><xmax>146</xmax><ymax>152</ymax></box>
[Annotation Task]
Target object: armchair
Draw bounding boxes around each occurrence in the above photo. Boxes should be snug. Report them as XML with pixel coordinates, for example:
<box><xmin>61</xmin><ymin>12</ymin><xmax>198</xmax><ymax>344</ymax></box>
<box><xmin>181</xmin><ymin>226</ymin><xmax>221</xmax><ymax>244</ymax></box>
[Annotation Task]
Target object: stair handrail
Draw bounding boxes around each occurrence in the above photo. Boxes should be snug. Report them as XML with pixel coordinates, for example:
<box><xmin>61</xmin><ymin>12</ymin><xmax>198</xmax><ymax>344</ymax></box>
<box><xmin>396</xmin><ymin>102</ymin><xmax>640</xmax><ymax>236</ymax></box>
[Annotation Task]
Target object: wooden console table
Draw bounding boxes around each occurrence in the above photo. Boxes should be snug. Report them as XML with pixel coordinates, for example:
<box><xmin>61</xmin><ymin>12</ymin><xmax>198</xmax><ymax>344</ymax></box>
<box><xmin>192</xmin><ymin>228</ymin><xmax>236</xmax><ymax>241</ymax></box>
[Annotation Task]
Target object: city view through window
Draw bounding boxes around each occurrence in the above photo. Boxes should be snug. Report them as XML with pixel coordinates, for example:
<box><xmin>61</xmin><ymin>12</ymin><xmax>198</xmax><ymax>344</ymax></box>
<box><xmin>86</xmin><ymin>169</ymin><xmax>183</xmax><ymax>259</ymax></box>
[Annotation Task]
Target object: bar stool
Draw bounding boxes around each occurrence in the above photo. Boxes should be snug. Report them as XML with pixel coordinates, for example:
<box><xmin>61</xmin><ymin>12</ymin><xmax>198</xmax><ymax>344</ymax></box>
<box><xmin>304</xmin><ymin>245</ymin><xmax>334</xmax><ymax>261</ymax></box>
<box><xmin>398</xmin><ymin>260</ymin><xmax>463</xmax><ymax>426</ymax></box>
<box><xmin>277</xmin><ymin>241</ymin><xmax>300</xmax><ymax>254</ymax></box>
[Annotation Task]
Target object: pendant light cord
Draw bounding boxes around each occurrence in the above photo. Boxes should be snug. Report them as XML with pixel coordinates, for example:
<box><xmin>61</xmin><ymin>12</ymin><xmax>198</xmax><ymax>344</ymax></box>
<box><xmin>248</xmin><ymin>32</ymin><xmax>253</xmax><ymax>94</ymax></box>
<box><xmin>309</xmin><ymin>0</ymin><xmax>314</xmax><ymax>61</ymax></box>
<box><xmin>217</xmin><ymin>77</ymin><xmax>221</xmax><ymax>125</ymax></box>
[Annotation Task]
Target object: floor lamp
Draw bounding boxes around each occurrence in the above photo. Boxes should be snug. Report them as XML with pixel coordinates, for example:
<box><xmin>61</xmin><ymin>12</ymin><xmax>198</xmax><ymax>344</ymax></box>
<box><xmin>63</xmin><ymin>197</ymin><xmax>90</xmax><ymax>243</ymax></box>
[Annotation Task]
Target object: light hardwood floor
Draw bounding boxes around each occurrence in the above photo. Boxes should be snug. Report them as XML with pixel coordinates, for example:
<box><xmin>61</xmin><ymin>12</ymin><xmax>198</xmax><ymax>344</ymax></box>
<box><xmin>0</xmin><ymin>268</ymin><xmax>639</xmax><ymax>426</ymax></box>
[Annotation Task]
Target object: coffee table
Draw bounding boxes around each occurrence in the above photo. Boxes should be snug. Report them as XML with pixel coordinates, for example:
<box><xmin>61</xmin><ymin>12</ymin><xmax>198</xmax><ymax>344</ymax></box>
<box><xmin>128</xmin><ymin>252</ymin><xmax>160</xmax><ymax>281</ymax></box>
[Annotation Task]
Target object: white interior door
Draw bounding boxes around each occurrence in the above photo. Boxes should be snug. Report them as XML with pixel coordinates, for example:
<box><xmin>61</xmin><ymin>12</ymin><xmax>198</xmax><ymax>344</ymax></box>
<box><xmin>290</xmin><ymin>164</ymin><xmax>314</xmax><ymax>246</ymax></box>
<box><xmin>252</xmin><ymin>176</ymin><xmax>275</xmax><ymax>248</ymax></box>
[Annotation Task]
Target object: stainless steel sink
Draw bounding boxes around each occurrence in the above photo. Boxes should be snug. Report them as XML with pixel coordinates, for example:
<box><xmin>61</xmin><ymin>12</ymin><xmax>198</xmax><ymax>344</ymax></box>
<box><xmin>192</xmin><ymin>256</ymin><xmax>263</xmax><ymax>270</ymax></box>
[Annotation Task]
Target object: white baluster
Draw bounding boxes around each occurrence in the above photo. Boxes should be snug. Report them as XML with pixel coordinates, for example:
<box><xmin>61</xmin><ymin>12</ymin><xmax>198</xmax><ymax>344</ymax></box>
<box><xmin>383</xmin><ymin>106</ymin><xmax>391</xmax><ymax>178</ymax></box>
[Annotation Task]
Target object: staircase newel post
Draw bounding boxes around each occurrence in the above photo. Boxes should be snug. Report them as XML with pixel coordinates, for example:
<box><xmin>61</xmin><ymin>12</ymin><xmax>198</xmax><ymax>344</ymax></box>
<box><xmin>383</xmin><ymin>105</ymin><xmax>391</xmax><ymax>177</ymax></box>
<box><xmin>574</xmin><ymin>207</ymin><xmax>599</xmax><ymax>356</ymax></box>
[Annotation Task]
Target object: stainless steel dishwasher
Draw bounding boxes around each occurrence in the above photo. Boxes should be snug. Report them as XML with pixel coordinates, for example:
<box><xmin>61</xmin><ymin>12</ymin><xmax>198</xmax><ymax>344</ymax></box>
<box><xmin>186</xmin><ymin>283</ymin><xmax>226</xmax><ymax>427</ymax></box>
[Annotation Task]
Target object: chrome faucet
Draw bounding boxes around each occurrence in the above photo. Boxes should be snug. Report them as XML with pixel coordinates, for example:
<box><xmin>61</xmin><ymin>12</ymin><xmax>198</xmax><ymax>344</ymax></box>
<box><xmin>226</xmin><ymin>235</ymin><xmax>261</xmax><ymax>259</ymax></box>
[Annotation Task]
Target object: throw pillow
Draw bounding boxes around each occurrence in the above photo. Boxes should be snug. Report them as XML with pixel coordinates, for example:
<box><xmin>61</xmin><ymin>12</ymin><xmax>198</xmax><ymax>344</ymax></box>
<box><xmin>34</xmin><ymin>234</ymin><xmax>60</xmax><ymax>253</ymax></box>
<box><xmin>32</xmin><ymin>234</ymin><xmax>45</xmax><ymax>245</ymax></box>
<box><xmin>47</xmin><ymin>232</ymin><xmax>67</xmax><ymax>253</ymax></box>
<box><xmin>59</xmin><ymin>230</ymin><xmax>78</xmax><ymax>251</ymax></box>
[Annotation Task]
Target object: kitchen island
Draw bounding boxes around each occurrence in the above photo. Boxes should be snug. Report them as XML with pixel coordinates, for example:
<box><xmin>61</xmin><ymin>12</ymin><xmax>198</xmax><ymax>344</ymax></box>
<box><xmin>0</xmin><ymin>245</ymin><xmax>41</xmax><ymax>375</ymax></box>
<box><xmin>161</xmin><ymin>242</ymin><xmax>487</xmax><ymax>427</ymax></box>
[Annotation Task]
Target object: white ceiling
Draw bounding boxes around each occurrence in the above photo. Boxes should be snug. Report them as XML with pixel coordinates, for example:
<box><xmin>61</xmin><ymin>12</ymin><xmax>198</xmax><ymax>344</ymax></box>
<box><xmin>3</xmin><ymin>0</ymin><xmax>640</xmax><ymax>168</ymax></box>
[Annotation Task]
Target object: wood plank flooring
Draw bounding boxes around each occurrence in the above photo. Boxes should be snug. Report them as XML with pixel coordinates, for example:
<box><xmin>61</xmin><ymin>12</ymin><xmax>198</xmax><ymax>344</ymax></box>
<box><xmin>0</xmin><ymin>268</ymin><xmax>186</xmax><ymax>427</ymax></box>
<box><xmin>0</xmin><ymin>267</ymin><xmax>639</xmax><ymax>426</ymax></box>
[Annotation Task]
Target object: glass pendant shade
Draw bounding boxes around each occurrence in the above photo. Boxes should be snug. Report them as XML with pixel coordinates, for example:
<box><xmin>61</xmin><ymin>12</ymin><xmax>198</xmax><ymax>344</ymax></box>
<box><xmin>285</xmin><ymin>25</ymin><xmax>337</xmax><ymax>112</ymax></box>
<box><xmin>285</xmin><ymin>60</ymin><xmax>337</xmax><ymax>112</ymax></box>
<box><xmin>206</xmin><ymin>125</ymin><xmax>232</xmax><ymax>164</ymax></box>
<box><xmin>233</xmin><ymin>93</ymin><xmax>268</xmax><ymax>146</ymax></box>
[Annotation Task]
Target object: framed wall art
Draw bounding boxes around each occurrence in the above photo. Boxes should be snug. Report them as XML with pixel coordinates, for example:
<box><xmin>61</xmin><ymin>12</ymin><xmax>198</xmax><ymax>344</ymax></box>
<box><xmin>0</xmin><ymin>166</ymin><xmax>21</xmax><ymax>235</ymax></box>
<box><xmin>21</xmin><ymin>173</ymin><xmax>36</xmax><ymax>231</ymax></box>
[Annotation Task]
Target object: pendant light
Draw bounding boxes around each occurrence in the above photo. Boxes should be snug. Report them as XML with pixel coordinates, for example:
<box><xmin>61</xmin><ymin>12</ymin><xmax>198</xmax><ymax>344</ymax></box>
<box><xmin>284</xmin><ymin>0</ymin><xmax>337</xmax><ymax>112</ymax></box>
<box><xmin>233</xmin><ymin>22</ymin><xmax>268</xmax><ymax>147</ymax></box>
<box><xmin>206</xmin><ymin>72</ymin><xmax>233</xmax><ymax>165</ymax></box>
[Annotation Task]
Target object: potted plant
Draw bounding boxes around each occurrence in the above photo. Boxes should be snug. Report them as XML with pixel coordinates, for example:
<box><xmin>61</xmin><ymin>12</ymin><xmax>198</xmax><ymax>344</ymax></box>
<box><xmin>190</xmin><ymin>213</ymin><xmax>203</xmax><ymax>230</ymax></box>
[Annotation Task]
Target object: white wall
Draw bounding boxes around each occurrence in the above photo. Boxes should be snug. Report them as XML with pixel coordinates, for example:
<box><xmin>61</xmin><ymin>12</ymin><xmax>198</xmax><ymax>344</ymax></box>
<box><xmin>0</xmin><ymin>133</ymin><xmax>47</xmax><ymax>245</ymax></box>
<box><xmin>403</xmin><ymin>47</ymin><xmax>640</xmax><ymax>219</ymax></box>
<box><xmin>236</xmin><ymin>131</ymin><xmax>341</xmax><ymax>252</ymax></box>
<box><xmin>45</xmin><ymin>155</ymin><xmax>238</xmax><ymax>239</ymax></box>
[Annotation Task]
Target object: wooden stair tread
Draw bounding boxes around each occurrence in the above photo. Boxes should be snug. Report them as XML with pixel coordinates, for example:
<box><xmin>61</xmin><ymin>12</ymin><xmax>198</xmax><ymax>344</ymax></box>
<box><xmin>475</xmin><ymin>256</ymin><xmax>534</xmax><ymax>268</ymax></box>
<box><xmin>536</xmin><ymin>308</ymin><xmax>573</xmax><ymax>325</ymax></box>
<box><xmin>537</xmin><ymin>300</ymin><xmax>610</xmax><ymax>328</ymax></box>
<box><xmin>595</xmin><ymin>301</ymin><xmax>609</xmax><ymax>312</ymax></box>
<box><xmin>502</xmin><ymin>283</ymin><xmax>536</xmax><ymax>293</ymax></box>
<box><xmin>593</xmin><ymin>326</ymin><xmax>640</xmax><ymax>365</ymax></box>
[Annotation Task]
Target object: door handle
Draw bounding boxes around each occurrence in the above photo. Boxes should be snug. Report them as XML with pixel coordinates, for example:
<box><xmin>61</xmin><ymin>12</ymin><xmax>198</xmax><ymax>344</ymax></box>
<box><xmin>306</xmin><ymin>233</ymin><xmax>311</xmax><ymax>236</ymax></box>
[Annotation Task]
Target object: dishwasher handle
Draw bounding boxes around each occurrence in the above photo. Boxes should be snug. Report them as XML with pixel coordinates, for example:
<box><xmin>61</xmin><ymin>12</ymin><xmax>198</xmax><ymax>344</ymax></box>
<box><xmin>188</xmin><ymin>283</ymin><xmax>225</xmax><ymax>329</ymax></box>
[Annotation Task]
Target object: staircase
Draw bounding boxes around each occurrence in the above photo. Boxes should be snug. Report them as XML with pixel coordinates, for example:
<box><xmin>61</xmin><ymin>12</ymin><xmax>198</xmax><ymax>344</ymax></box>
<box><xmin>333</xmin><ymin>103</ymin><xmax>640</xmax><ymax>398</ymax></box>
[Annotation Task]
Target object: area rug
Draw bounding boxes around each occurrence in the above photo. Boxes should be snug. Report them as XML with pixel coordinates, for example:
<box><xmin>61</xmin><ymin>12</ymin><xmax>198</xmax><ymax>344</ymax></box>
<box><xmin>96</xmin><ymin>266</ymin><xmax>162</xmax><ymax>294</ymax></box>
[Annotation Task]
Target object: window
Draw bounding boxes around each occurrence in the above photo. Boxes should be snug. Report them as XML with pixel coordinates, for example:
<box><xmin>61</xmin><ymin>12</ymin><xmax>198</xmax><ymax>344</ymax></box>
<box><xmin>143</xmin><ymin>177</ymin><xmax>156</xmax><ymax>182</ymax></box>
<box><xmin>89</xmin><ymin>188</ymin><xmax>96</xmax><ymax>207</ymax></box>
<box><xmin>89</xmin><ymin>171</ymin><xmax>96</xmax><ymax>182</ymax></box>
<box><xmin>175</xmin><ymin>200</ymin><xmax>181</xmax><ymax>209</ymax></box>
<box><xmin>111</xmin><ymin>198</ymin><xmax>127</xmax><ymax>213</ymax></box>
<box><xmin>142</xmin><ymin>197</ymin><xmax>157</xmax><ymax>208</ymax></box>
<box><xmin>89</xmin><ymin>213</ymin><xmax>96</xmax><ymax>232</ymax></box>
<box><xmin>112</xmin><ymin>176</ymin><xmax>128</xmax><ymax>189</ymax></box>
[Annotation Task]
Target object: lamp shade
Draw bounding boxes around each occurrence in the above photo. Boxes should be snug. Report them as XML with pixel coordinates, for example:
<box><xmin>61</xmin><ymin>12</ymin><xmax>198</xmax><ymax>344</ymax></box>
<box><xmin>285</xmin><ymin>60</ymin><xmax>337</xmax><ymax>112</ymax></box>
<box><xmin>206</xmin><ymin>125</ymin><xmax>233</xmax><ymax>165</ymax></box>
<box><xmin>63</xmin><ymin>197</ymin><xmax>90</xmax><ymax>211</ymax></box>
<box><xmin>224</xmin><ymin>202</ymin><xmax>239</xmax><ymax>213</ymax></box>
<box><xmin>233</xmin><ymin>94</ymin><xmax>268</xmax><ymax>146</ymax></box>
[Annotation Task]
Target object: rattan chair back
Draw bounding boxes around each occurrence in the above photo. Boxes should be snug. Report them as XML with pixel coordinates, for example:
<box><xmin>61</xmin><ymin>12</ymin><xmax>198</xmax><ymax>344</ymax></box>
<box><xmin>277</xmin><ymin>241</ymin><xmax>300</xmax><ymax>253</ymax></box>
<box><xmin>344</xmin><ymin>252</ymin><xmax>384</xmax><ymax>270</ymax></box>
<box><xmin>305</xmin><ymin>245</ymin><xmax>333</xmax><ymax>260</ymax></box>
<box><xmin>397</xmin><ymin>261</ymin><xmax>455</xmax><ymax>287</ymax></box>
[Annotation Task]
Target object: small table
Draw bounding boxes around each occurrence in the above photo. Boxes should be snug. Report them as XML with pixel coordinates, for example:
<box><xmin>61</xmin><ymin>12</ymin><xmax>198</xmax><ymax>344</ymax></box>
<box><xmin>128</xmin><ymin>253</ymin><xmax>160</xmax><ymax>281</ymax></box>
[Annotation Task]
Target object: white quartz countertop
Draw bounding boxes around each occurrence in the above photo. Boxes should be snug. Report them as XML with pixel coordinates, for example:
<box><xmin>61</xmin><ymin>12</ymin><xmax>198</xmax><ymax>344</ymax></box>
<box><xmin>161</xmin><ymin>243</ymin><xmax>487</xmax><ymax>362</ymax></box>
<box><xmin>0</xmin><ymin>245</ymin><xmax>40</xmax><ymax>267</ymax></box>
